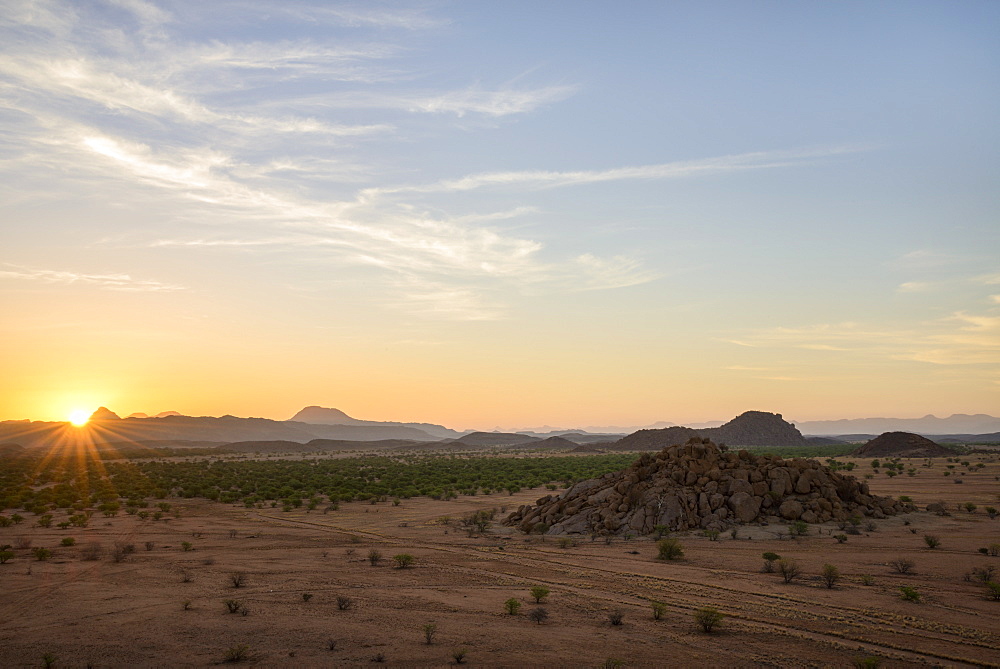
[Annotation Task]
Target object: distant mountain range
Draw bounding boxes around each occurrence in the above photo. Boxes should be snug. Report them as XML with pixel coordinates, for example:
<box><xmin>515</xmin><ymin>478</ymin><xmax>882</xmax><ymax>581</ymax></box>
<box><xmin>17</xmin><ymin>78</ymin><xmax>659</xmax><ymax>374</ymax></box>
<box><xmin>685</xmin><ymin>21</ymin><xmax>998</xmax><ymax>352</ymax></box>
<box><xmin>2</xmin><ymin>406</ymin><xmax>997</xmax><ymax>451</ymax></box>
<box><xmin>791</xmin><ymin>414</ymin><xmax>1000</xmax><ymax>436</ymax></box>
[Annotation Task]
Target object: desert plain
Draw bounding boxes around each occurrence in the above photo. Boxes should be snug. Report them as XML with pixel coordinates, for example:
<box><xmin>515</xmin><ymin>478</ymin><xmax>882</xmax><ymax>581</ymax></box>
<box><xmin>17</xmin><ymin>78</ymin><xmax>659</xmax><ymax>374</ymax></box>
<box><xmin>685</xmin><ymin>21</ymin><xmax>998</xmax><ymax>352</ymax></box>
<box><xmin>1</xmin><ymin>450</ymin><xmax>999</xmax><ymax>668</ymax></box>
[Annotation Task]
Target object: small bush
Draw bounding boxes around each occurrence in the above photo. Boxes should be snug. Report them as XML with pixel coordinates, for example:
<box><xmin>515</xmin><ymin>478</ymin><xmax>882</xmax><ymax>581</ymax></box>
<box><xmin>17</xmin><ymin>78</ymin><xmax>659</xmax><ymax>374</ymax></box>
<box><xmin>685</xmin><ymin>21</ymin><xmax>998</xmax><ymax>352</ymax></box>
<box><xmin>61</xmin><ymin>537</ymin><xmax>76</xmax><ymax>547</ymax></box>
<box><xmin>336</xmin><ymin>595</ymin><xmax>353</xmax><ymax>611</ymax></box>
<box><xmin>32</xmin><ymin>547</ymin><xmax>52</xmax><ymax>561</ymax></box>
<box><xmin>422</xmin><ymin>623</ymin><xmax>437</xmax><ymax>644</ymax></box>
<box><xmin>181</xmin><ymin>541</ymin><xmax>193</xmax><ymax>552</ymax></box>
<box><xmin>859</xmin><ymin>574</ymin><xmax>875</xmax><ymax>586</ymax></box>
<box><xmin>923</xmin><ymin>535</ymin><xmax>941</xmax><ymax>549</ymax></box>
<box><xmin>608</xmin><ymin>610</ymin><xmax>624</xmax><ymax>626</ymax></box>
<box><xmin>657</xmin><ymin>538</ymin><xmax>684</xmax><ymax>560</ymax></box>
<box><xmin>777</xmin><ymin>559</ymin><xmax>801</xmax><ymax>583</ymax></box>
<box><xmin>988</xmin><ymin>543</ymin><xmax>1000</xmax><ymax>557</ymax></box>
<box><xmin>368</xmin><ymin>548</ymin><xmax>382</xmax><ymax>566</ymax></box>
<box><xmin>224</xmin><ymin>599</ymin><xmax>243</xmax><ymax>613</ymax></box>
<box><xmin>821</xmin><ymin>563</ymin><xmax>840</xmax><ymax>589</ymax></box>
<box><xmin>371</xmin><ymin>652</ymin><xmax>386</xmax><ymax>663</ymax></box>
<box><xmin>452</xmin><ymin>648</ymin><xmax>468</xmax><ymax>664</ymax></box>
<box><xmin>42</xmin><ymin>653</ymin><xmax>57</xmax><ymax>669</ymax></box>
<box><xmin>530</xmin><ymin>585</ymin><xmax>550</xmax><ymax>603</ymax></box>
<box><xmin>302</xmin><ymin>593</ymin><xmax>313</xmax><ymax>602</ymax></box>
<box><xmin>985</xmin><ymin>582</ymin><xmax>1000</xmax><ymax>601</ymax></box>
<box><xmin>889</xmin><ymin>558</ymin><xmax>915</xmax><ymax>574</ymax></box>
<box><xmin>703</xmin><ymin>529</ymin><xmax>720</xmax><ymax>541</ymax></box>
<box><xmin>0</xmin><ymin>550</ymin><xmax>13</xmax><ymax>564</ymax></box>
<box><xmin>899</xmin><ymin>586</ymin><xmax>921</xmax><ymax>602</ymax></box>
<box><xmin>853</xmin><ymin>656</ymin><xmax>882</xmax><ymax>669</ymax></box>
<box><xmin>834</xmin><ymin>534</ymin><xmax>847</xmax><ymax>544</ymax></box>
<box><xmin>528</xmin><ymin>607</ymin><xmax>549</xmax><ymax>624</ymax></box>
<box><xmin>789</xmin><ymin>521</ymin><xmax>809</xmax><ymax>537</ymax></box>
<box><xmin>503</xmin><ymin>598</ymin><xmax>522</xmax><ymax>615</ymax></box>
<box><xmin>326</xmin><ymin>638</ymin><xmax>338</xmax><ymax>651</ymax></box>
<box><xmin>694</xmin><ymin>607</ymin><xmax>725</xmax><ymax>633</ymax></box>
<box><xmin>224</xmin><ymin>644</ymin><xmax>250</xmax><ymax>663</ymax></box>
<box><xmin>651</xmin><ymin>600</ymin><xmax>666</xmax><ymax>620</ymax></box>
<box><xmin>393</xmin><ymin>553</ymin><xmax>414</xmax><ymax>569</ymax></box>
<box><xmin>229</xmin><ymin>572</ymin><xmax>247</xmax><ymax>588</ymax></box>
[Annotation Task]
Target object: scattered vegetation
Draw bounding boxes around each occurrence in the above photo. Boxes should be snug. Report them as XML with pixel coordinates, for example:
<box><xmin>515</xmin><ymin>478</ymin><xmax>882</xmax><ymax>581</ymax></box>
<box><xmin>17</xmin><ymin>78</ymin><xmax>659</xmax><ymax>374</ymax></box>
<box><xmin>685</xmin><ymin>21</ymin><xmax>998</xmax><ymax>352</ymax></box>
<box><xmin>657</xmin><ymin>538</ymin><xmax>684</xmax><ymax>561</ymax></box>
<box><xmin>393</xmin><ymin>553</ymin><xmax>414</xmax><ymax>569</ymax></box>
<box><xmin>889</xmin><ymin>558</ymin><xmax>915</xmax><ymax>574</ymax></box>
<box><xmin>503</xmin><ymin>598</ymin><xmax>522</xmax><ymax>615</ymax></box>
<box><xmin>651</xmin><ymin>601</ymin><xmax>666</xmax><ymax>620</ymax></box>
<box><xmin>530</xmin><ymin>586</ymin><xmax>550</xmax><ymax>603</ymax></box>
<box><xmin>762</xmin><ymin>552</ymin><xmax>780</xmax><ymax>573</ymax></box>
<box><xmin>528</xmin><ymin>607</ymin><xmax>549</xmax><ymax>625</ymax></box>
<box><xmin>693</xmin><ymin>607</ymin><xmax>725</xmax><ymax>633</ymax></box>
<box><xmin>608</xmin><ymin>610</ymin><xmax>624</xmax><ymax>626</ymax></box>
<box><xmin>821</xmin><ymin>564</ymin><xmax>840</xmax><ymax>589</ymax></box>
<box><xmin>899</xmin><ymin>586</ymin><xmax>921</xmax><ymax>602</ymax></box>
<box><xmin>923</xmin><ymin>535</ymin><xmax>941</xmax><ymax>549</ymax></box>
<box><xmin>223</xmin><ymin>644</ymin><xmax>250</xmax><ymax>663</ymax></box>
<box><xmin>777</xmin><ymin>559</ymin><xmax>801</xmax><ymax>583</ymax></box>
<box><xmin>422</xmin><ymin>623</ymin><xmax>437</xmax><ymax>645</ymax></box>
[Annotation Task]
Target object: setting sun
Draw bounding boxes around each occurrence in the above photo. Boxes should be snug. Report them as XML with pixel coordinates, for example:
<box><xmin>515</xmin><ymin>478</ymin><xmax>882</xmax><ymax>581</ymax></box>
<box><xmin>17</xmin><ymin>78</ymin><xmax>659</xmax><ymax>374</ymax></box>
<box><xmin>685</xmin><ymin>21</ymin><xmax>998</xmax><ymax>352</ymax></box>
<box><xmin>68</xmin><ymin>409</ymin><xmax>90</xmax><ymax>426</ymax></box>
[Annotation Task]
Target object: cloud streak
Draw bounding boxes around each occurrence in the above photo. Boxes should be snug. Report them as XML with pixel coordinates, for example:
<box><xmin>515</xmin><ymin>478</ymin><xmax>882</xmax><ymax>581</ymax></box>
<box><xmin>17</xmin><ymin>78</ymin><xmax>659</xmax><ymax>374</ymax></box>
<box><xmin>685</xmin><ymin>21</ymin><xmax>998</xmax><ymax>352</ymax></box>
<box><xmin>0</xmin><ymin>265</ymin><xmax>184</xmax><ymax>292</ymax></box>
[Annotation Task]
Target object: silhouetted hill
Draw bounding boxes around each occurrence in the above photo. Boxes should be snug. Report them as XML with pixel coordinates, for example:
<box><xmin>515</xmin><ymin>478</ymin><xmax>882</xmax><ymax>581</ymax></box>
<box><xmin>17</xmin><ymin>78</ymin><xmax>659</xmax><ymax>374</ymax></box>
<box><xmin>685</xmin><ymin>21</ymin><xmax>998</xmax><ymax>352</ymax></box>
<box><xmin>90</xmin><ymin>407</ymin><xmax>121</xmax><ymax>421</ymax></box>
<box><xmin>452</xmin><ymin>432</ymin><xmax>541</xmax><ymax>446</ymax></box>
<box><xmin>610</xmin><ymin>412</ymin><xmax>808</xmax><ymax>450</ymax></box>
<box><xmin>851</xmin><ymin>432</ymin><xmax>954</xmax><ymax>458</ymax></box>
<box><xmin>289</xmin><ymin>405</ymin><xmax>463</xmax><ymax>440</ymax></box>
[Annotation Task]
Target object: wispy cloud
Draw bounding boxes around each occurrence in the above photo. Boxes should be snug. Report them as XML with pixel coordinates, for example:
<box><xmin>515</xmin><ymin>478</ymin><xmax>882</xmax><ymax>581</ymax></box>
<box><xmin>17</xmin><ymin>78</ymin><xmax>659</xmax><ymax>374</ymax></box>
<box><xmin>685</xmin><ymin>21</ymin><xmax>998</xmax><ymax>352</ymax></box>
<box><xmin>362</xmin><ymin>146</ymin><xmax>865</xmax><ymax>198</ymax></box>
<box><xmin>0</xmin><ymin>264</ymin><xmax>184</xmax><ymax>292</ymax></box>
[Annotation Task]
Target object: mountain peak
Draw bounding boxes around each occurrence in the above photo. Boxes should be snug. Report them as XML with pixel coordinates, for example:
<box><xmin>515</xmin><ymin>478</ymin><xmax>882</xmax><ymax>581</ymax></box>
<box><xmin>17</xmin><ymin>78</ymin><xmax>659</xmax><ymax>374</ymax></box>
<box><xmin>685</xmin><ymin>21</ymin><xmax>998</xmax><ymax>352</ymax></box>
<box><xmin>289</xmin><ymin>406</ymin><xmax>357</xmax><ymax>424</ymax></box>
<box><xmin>89</xmin><ymin>407</ymin><xmax>121</xmax><ymax>421</ymax></box>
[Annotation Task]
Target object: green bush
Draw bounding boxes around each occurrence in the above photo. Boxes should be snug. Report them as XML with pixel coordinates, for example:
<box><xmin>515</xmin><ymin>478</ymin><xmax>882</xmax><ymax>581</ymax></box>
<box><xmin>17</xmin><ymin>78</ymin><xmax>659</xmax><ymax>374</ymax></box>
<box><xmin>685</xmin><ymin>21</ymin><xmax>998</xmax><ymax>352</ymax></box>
<box><xmin>657</xmin><ymin>538</ymin><xmax>683</xmax><ymax>560</ymax></box>
<box><xmin>393</xmin><ymin>553</ymin><xmax>415</xmax><ymax>569</ymax></box>
<box><xmin>61</xmin><ymin>537</ymin><xmax>75</xmax><ymax>547</ymax></box>
<box><xmin>821</xmin><ymin>564</ymin><xmax>840</xmax><ymax>589</ymax></box>
<box><xmin>503</xmin><ymin>598</ymin><xmax>522</xmax><ymax>615</ymax></box>
<box><xmin>762</xmin><ymin>552</ymin><xmax>780</xmax><ymax>572</ymax></box>
<box><xmin>899</xmin><ymin>586</ymin><xmax>921</xmax><ymax>602</ymax></box>
<box><xmin>693</xmin><ymin>607</ymin><xmax>725</xmax><ymax>633</ymax></box>
<box><xmin>651</xmin><ymin>601</ymin><xmax>666</xmax><ymax>620</ymax></box>
<box><xmin>530</xmin><ymin>585</ymin><xmax>550</xmax><ymax>603</ymax></box>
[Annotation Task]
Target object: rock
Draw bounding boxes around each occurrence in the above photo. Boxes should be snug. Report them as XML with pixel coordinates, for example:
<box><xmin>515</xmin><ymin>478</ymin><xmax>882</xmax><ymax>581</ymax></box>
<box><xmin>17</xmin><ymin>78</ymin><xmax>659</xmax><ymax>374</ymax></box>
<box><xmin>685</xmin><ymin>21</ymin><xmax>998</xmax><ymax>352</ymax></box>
<box><xmin>502</xmin><ymin>437</ymin><xmax>910</xmax><ymax>536</ymax></box>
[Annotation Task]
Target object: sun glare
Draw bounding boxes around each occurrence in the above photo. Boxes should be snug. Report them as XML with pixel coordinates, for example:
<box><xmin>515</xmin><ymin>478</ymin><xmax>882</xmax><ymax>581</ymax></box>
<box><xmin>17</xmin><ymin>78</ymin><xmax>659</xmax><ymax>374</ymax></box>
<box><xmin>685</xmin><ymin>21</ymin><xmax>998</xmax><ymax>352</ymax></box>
<box><xmin>68</xmin><ymin>409</ymin><xmax>90</xmax><ymax>426</ymax></box>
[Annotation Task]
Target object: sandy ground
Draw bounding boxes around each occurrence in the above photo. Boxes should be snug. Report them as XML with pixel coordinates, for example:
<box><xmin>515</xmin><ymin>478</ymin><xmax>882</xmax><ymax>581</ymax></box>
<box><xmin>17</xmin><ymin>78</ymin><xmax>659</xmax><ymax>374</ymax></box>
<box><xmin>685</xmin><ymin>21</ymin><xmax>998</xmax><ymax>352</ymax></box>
<box><xmin>1</xmin><ymin>453</ymin><xmax>999</xmax><ymax>668</ymax></box>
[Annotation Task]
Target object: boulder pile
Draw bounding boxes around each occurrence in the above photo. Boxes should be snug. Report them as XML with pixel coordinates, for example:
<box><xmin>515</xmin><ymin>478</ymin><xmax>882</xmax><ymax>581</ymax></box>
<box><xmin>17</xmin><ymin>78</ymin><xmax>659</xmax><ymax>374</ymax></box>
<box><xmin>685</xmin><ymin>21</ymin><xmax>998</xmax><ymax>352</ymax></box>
<box><xmin>505</xmin><ymin>437</ymin><xmax>912</xmax><ymax>535</ymax></box>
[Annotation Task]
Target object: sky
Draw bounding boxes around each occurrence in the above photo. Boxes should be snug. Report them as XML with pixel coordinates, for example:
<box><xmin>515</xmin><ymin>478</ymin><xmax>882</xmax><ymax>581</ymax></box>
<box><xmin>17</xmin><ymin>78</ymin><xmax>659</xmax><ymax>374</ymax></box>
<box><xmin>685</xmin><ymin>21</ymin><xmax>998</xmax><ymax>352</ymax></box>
<box><xmin>1</xmin><ymin>0</ymin><xmax>998</xmax><ymax>430</ymax></box>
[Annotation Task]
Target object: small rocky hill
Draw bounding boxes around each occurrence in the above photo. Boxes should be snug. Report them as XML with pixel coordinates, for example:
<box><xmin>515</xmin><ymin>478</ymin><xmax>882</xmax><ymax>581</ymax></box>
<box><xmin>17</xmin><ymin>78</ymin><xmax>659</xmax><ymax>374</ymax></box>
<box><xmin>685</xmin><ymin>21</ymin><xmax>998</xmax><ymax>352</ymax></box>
<box><xmin>851</xmin><ymin>432</ymin><xmax>954</xmax><ymax>458</ymax></box>
<box><xmin>452</xmin><ymin>432</ymin><xmax>541</xmax><ymax>446</ymax></box>
<box><xmin>610</xmin><ymin>411</ymin><xmax>808</xmax><ymax>450</ymax></box>
<box><xmin>505</xmin><ymin>437</ymin><xmax>910</xmax><ymax>535</ymax></box>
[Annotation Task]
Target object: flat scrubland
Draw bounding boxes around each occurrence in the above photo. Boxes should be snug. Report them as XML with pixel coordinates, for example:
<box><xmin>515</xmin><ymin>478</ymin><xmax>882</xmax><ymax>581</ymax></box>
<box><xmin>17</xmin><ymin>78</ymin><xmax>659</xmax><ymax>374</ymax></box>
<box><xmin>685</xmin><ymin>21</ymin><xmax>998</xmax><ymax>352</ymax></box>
<box><xmin>1</xmin><ymin>451</ymin><xmax>999</xmax><ymax>667</ymax></box>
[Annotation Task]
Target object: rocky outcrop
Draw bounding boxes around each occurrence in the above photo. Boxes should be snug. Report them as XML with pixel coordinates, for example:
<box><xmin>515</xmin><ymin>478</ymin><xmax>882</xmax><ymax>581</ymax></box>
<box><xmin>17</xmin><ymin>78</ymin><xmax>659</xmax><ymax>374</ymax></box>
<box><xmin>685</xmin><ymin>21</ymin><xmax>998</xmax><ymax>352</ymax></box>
<box><xmin>851</xmin><ymin>432</ymin><xmax>954</xmax><ymax>458</ymax></box>
<box><xmin>89</xmin><ymin>407</ymin><xmax>121</xmax><ymax>421</ymax></box>
<box><xmin>504</xmin><ymin>437</ymin><xmax>911</xmax><ymax>535</ymax></box>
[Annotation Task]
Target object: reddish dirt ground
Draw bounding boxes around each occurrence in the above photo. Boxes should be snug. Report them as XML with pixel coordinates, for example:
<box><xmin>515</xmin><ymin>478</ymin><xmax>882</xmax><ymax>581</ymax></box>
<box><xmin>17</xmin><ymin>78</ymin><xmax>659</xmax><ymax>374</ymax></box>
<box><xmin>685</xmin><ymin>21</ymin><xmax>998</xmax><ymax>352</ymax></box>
<box><xmin>1</xmin><ymin>453</ymin><xmax>999</xmax><ymax>667</ymax></box>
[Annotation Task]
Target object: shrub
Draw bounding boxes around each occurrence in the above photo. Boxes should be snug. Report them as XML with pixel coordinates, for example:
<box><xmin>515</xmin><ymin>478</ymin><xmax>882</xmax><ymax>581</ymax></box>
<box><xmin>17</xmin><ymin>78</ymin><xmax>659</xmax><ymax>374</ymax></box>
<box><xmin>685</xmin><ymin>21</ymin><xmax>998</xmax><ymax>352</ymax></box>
<box><xmin>181</xmin><ymin>541</ymin><xmax>193</xmax><ymax>552</ymax></box>
<box><xmin>326</xmin><ymin>638</ymin><xmax>338</xmax><ymax>651</ymax></box>
<box><xmin>789</xmin><ymin>521</ymin><xmax>809</xmax><ymax>537</ymax></box>
<box><xmin>0</xmin><ymin>550</ymin><xmax>13</xmax><ymax>564</ymax></box>
<box><xmin>503</xmin><ymin>598</ymin><xmax>522</xmax><ymax>615</ymax></box>
<box><xmin>224</xmin><ymin>644</ymin><xmax>250</xmax><ymax>662</ymax></box>
<box><xmin>859</xmin><ymin>574</ymin><xmax>875</xmax><ymax>586</ymax></box>
<box><xmin>985</xmin><ymin>506</ymin><xmax>998</xmax><ymax>519</ymax></box>
<box><xmin>923</xmin><ymin>535</ymin><xmax>941</xmax><ymax>549</ymax></box>
<box><xmin>530</xmin><ymin>585</ymin><xmax>550</xmax><ymax>603</ymax></box>
<box><xmin>703</xmin><ymin>529</ymin><xmax>720</xmax><ymax>541</ymax></box>
<box><xmin>393</xmin><ymin>553</ymin><xmax>414</xmax><ymax>569</ymax></box>
<box><xmin>899</xmin><ymin>586</ymin><xmax>921</xmax><ymax>602</ymax></box>
<box><xmin>336</xmin><ymin>595</ymin><xmax>352</xmax><ymax>610</ymax></box>
<box><xmin>229</xmin><ymin>572</ymin><xmax>247</xmax><ymax>588</ymax></box>
<box><xmin>15</xmin><ymin>536</ymin><xmax>31</xmax><ymax>549</ymax></box>
<box><xmin>834</xmin><ymin>534</ymin><xmax>847</xmax><ymax>544</ymax></box>
<box><xmin>60</xmin><ymin>537</ymin><xmax>75</xmax><ymax>547</ymax></box>
<box><xmin>889</xmin><ymin>558</ymin><xmax>915</xmax><ymax>574</ymax></box>
<box><xmin>964</xmin><ymin>502</ymin><xmax>977</xmax><ymax>513</ymax></box>
<box><xmin>608</xmin><ymin>610</ymin><xmax>624</xmax><ymax>626</ymax></box>
<box><xmin>657</xmin><ymin>538</ymin><xmax>684</xmax><ymax>560</ymax></box>
<box><xmin>368</xmin><ymin>548</ymin><xmax>382</xmax><ymax>566</ymax></box>
<box><xmin>762</xmin><ymin>552</ymin><xmax>781</xmax><ymax>572</ymax></box>
<box><xmin>653</xmin><ymin>524</ymin><xmax>669</xmax><ymax>539</ymax></box>
<box><xmin>557</xmin><ymin>537</ymin><xmax>575</xmax><ymax>549</ymax></box>
<box><xmin>988</xmin><ymin>543</ymin><xmax>1000</xmax><ymax>557</ymax></box>
<box><xmin>32</xmin><ymin>547</ymin><xmax>52</xmax><ymax>561</ymax></box>
<box><xmin>422</xmin><ymin>623</ymin><xmax>437</xmax><ymax>644</ymax></box>
<box><xmin>985</xmin><ymin>582</ymin><xmax>1000</xmax><ymax>601</ymax></box>
<box><xmin>651</xmin><ymin>600</ymin><xmax>666</xmax><ymax>620</ymax></box>
<box><xmin>853</xmin><ymin>656</ymin><xmax>882</xmax><ymax>668</ymax></box>
<box><xmin>528</xmin><ymin>607</ymin><xmax>549</xmax><ymax>624</ymax></box>
<box><xmin>183</xmin><ymin>599</ymin><xmax>192</xmax><ymax>611</ymax></box>
<box><xmin>452</xmin><ymin>648</ymin><xmax>468</xmax><ymax>664</ymax></box>
<box><xmin>302</xmin><ymin>593</ymin><xmax>313</xmax><ymax>602</ymax></box>
<box><xmin>821</xmin><ymin>564</ymin><xmax>840</xmax><ymax>589</ymax></box>
<box><xmin>224</xmin><ymin>599</ymin><xmax>243</xmax><ymax>613</ymax></box>
<box><xmin>778</xmin><ymin>559</ymin><xmax>801</xmax><ymax>583</ymax></box>
<box><xmin>694</xmin><ymin>607</ymin><xmax>725</xmax><ymax>633</ymax></box>
<box><xmin>42</xmin><ymin>653</ymin><xmax>57</xmax><ymax>669</ymax></box>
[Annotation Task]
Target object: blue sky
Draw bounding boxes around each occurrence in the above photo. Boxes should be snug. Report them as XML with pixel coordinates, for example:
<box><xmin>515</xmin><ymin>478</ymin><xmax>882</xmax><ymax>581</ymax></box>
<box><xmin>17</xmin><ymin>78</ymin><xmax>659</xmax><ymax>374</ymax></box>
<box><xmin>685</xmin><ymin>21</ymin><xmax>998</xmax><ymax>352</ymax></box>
<box><xmin>1</xmin><ymin>1</ymin><xmax>998</xmax><ymax>427</ymax></box>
